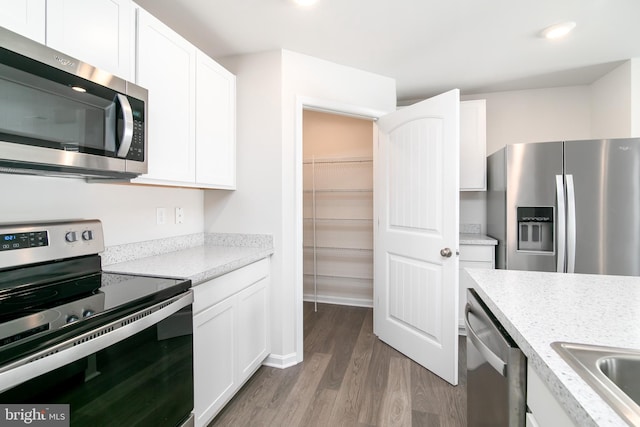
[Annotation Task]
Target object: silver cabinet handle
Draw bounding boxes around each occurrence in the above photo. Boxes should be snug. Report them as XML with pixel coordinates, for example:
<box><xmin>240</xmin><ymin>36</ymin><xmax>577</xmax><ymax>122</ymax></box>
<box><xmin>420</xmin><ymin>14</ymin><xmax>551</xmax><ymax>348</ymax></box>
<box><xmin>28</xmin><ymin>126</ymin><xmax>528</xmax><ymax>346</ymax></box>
<box><xmin>440</xmin><ymin>247</ymin><xmax>452</xmax><ymax>258</ymax></box>
<box><xmin>556</xmin><ymin>175</ymin><xmax>566</xmax><ymax>273</ymax></box>
<box><xmin>115</xmin><ymin>93</ymin><xmax>134</xmax><ymax>158</ymax></box>
<box><xmin>464</xmin><ymin>303</ymin><xmax>507</xmax><ymax>376</ymax></box>
<box><xmin>566</xmin><ymin>174</ymin><xmax>576</xmax><ymax>273</ymax></box>
<box><xmin>0</xmin><ymin>291</ymin><xmax>193</xmax><ymax>393</ymax></box>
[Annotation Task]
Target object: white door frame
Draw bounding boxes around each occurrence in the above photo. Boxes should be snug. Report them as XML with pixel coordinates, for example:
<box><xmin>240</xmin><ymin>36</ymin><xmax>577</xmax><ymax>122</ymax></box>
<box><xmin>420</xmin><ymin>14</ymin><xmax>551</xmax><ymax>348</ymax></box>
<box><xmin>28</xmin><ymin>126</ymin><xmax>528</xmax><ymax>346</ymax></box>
<box><xmin>294</xmin><ymin>96</ymin><xmax>389</xmax><ymax>362</ymax></box>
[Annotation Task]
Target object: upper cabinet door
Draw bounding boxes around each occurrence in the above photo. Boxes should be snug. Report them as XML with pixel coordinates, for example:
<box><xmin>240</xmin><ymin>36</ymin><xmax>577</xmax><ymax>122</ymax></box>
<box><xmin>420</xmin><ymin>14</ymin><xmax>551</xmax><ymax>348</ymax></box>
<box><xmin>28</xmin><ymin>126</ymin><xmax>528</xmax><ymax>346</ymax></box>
<box><xmin>46</xmin><ymin>0</ymin><xmax>133</xmax><ymax>80</ymax></box>
<box><xmin>195</xmin><ymin>51</ymin><xmax>236</xmax><ymax>189</ymax></box>
<box><xmin>0</xmin><ymin>0</ymin><xmax>46</xmax><ymax>43</ymax></box>
<box><xmin>459</xmin><ymin>99</ymin><xmax>487</xmax><ymax>191</ymax></box>
<box><xmin>134</xmin><ymin>7</ymin><xmax>196</xmax><ymax>184</ymax></box>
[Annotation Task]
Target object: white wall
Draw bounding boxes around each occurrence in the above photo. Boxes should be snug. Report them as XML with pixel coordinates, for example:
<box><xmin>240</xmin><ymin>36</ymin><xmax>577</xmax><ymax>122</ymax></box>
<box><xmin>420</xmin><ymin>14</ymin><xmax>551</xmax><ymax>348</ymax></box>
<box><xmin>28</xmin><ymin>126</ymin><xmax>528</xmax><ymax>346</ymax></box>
<box><xmin>282</xmin><ymin>51</ymin><xmax>395</xmax><ymax>361</ymax></box>
<box><xmin>205</xmin><ymin>49</ymin><xmax>395</xmax><ymax>365</ymax></box>
<box><xmin>463</xmin><ymin>85</ymin><xmax>592</xmax><ymax>155</ymax></box>
<box><xmin>302</xmin><ymin>110</ymin><xmax>374</xmax><ymax>306</ymax></box>
<box><xmin>0</xmin><ymin>174</ymin><xmax>203</xmax><ymax>246</ymax></box>
<box><xmin>460</xmin><ymin>85</ymin><xmax>592</xmax><ymax>233</ymax></box>
<box><xmin>459</xmin><ymin>192</ymin><xmax>487</xmax><ymax>232</ymax></box>
<box><xmin>590</xmin><ymin>60</ymin><xmax>633</xmax><ymax>139</ymax></box>
<box><xmin>460</xmin><ymin>60</ymin><xmax>640</xmax><ymax>233</ymax></box>
<box><xmin>633</xmin><ymin>58</ymin><xmax>640</xmax><ymax>137</ymax></box>
<box><xmin>204</xmin><ymin>50</ymin><xmax>285</xmax><ymax>357</ymax></box>
<box><xmin>459</xmin><ymin>86</ymin><xmax>591</xmax><ymax>233</ymax></box>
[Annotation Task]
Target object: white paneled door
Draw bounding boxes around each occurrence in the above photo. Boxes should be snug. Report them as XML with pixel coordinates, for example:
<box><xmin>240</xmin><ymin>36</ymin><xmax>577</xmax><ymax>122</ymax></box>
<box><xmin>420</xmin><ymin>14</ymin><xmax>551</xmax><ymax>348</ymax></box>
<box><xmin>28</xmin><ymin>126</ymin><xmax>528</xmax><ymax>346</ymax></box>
<box><xmin>374</xmin><ymin>89</ymin><xmax>460</xmax><ymax>385</ymax></box>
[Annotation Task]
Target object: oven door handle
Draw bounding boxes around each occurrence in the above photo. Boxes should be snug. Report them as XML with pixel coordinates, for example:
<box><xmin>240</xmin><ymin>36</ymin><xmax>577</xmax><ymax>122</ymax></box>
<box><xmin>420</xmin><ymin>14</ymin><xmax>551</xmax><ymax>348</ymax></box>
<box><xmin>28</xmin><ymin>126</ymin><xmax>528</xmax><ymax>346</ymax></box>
<box><xmin>0</xmin><ymin>290</ymin><xmax>193</xmax><ymax>393</ymax></box>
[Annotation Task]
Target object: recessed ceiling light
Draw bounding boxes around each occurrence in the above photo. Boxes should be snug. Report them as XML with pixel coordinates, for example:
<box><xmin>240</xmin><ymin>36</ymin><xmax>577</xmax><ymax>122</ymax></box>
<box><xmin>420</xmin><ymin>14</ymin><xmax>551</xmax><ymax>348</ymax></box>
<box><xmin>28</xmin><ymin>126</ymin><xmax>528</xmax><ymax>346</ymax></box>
<box><xmin>292</xmin><ymin>0</ymin><xmax>318</xmax><ymax>6</ymax></box>
<box><xmin>541</xmin><ymin>21</ymin><xmax>576</xmax><ymax>39</ymax></box>
<box><xmin>71</xmin><ymin>86</ymin><xmax>87</xmax><ymax>93</ymax></box>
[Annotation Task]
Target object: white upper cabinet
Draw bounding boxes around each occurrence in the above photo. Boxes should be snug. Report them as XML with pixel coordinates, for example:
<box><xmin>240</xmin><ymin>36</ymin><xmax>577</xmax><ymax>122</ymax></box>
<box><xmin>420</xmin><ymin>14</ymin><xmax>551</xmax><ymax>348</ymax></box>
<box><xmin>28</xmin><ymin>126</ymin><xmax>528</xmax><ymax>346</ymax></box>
<box><xmin>0</xmin><ymin>0</ymin><xmax>46</xmax><ymax>43</ymax></box>
<box><xmin>195</xmin><ymin>52</ymin><xmax>236</xmax><ymax>189</ymax></box>
<box><xmin>132</xmin><ymin>6</ymin><xmax>237</xmax><ymax>189</ymax></box>
<box><xmin>460</xmin><ymin>99</ymin><xmax>487</xmax><ymax>191</ymax></box>
<box><xmin>1</xmin><ymin>1</ymin><xmax>236</xmax><ymax>189</ymax></box>
<box><xmin>133</xmin><ymin>7</ymin><xmax>196</xmax><ymax>184</ymax></box>
<box><xmin>46</xmin><ymin>0</ymin><xmax>133</xmax><ymax>80</ymax></box>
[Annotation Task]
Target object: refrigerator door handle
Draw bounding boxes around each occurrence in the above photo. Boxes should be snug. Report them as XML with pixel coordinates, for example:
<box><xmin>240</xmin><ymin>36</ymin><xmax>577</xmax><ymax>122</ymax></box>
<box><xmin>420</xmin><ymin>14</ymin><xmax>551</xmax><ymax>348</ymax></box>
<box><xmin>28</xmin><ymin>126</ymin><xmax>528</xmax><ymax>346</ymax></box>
<box><xmin>556</xmin><ymin>175</ymin><xmax>566</xmax><ymax>273</ymax></box>
<box><xmin>566</xmin><ymin>174</ymin><xmax>577</xmax><ymax>273</ymax></box>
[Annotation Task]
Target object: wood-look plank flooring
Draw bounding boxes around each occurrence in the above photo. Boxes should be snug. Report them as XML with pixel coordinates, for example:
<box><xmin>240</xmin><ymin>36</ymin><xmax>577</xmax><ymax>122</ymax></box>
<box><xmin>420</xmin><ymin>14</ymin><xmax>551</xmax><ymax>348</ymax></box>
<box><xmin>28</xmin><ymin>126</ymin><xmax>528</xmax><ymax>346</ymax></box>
<box><xmin>209</xmin><ymin>302</ymin><xmax>467</xmax><ymax>427</ymax></box>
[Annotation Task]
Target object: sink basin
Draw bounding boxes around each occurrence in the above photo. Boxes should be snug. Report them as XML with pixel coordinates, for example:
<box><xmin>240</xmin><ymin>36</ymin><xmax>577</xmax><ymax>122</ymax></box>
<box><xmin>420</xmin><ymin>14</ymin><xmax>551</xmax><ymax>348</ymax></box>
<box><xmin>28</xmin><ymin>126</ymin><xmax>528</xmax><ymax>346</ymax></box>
<box><xmin>552</xmin><ymin>342</ymin><xmax>640</xmax><ymax>426</ymax></box>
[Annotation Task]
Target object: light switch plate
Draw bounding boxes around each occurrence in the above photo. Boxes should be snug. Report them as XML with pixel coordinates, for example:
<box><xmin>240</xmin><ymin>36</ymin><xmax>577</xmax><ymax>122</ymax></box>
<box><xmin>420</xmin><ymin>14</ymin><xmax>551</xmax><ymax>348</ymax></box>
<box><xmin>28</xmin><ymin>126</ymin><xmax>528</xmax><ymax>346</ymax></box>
<box><xmin>156</xmin><ymin>207</ymin><xmax>166</xmax><ymax>225</ymax></box>
<box><xmin>175</xmin><ymin>207</ymin><xmax>184</xmax><ymax>224</ymax></box>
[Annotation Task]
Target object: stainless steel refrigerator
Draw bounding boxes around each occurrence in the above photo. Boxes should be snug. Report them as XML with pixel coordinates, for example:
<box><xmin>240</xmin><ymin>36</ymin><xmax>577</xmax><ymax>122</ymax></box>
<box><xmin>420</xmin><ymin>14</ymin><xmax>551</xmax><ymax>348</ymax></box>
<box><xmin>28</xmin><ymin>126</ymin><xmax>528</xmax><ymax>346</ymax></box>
<box><xmin>487</xmin><ymin>138</ymin><xmax>640</xmax><ymax>275</ymax></box>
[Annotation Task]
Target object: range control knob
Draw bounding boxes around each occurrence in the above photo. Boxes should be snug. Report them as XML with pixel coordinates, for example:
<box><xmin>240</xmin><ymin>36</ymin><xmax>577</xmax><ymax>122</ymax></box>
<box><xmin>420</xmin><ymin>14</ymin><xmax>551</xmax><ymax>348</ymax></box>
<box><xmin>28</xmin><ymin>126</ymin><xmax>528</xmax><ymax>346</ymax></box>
<box><xmin>65</xmin><ymin>231</ymin><xmax>78</xmax><ymax>243</ymax></box>
<box><xmin>82</xmin><ymin>230</ymin><xmax>93</xmax><ymax>241</ymax></box>
<box><xmin>66</xmin><ymin>315</ymin><xmax>79</xmax><ymax>324</ymax></box>
<box><xmin>83</xmin><ymin>310</ymin><xmax>95</xmax><ymax>318</ymax></box>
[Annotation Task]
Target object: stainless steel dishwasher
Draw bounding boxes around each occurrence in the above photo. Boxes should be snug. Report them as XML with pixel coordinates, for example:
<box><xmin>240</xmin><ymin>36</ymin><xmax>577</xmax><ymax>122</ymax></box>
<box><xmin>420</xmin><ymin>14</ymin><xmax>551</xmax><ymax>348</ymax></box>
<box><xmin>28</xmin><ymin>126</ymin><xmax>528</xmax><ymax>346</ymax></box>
<box><xmin>465</xmin><ymin>289</ymin><xmax>527</xmax><ymax>426</ymax></box>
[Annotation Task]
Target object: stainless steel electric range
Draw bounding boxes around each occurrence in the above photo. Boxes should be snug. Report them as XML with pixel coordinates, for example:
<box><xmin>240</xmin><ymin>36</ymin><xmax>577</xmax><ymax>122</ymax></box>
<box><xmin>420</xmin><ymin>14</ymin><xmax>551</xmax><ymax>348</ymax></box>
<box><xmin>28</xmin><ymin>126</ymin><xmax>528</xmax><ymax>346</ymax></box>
<box><xmin>0</xmin><ymin>219</ymin><xmax>194</xmax><ymax>427</ymax></box>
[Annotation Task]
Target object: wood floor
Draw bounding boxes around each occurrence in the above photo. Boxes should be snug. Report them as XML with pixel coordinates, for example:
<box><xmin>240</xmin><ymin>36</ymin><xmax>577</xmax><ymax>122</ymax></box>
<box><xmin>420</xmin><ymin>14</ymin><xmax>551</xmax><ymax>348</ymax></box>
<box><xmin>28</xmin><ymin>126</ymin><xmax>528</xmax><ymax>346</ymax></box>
<box><xmin>209</xmin><ymin>302</ymin><xmax>467</xmax><ymax>427</ymax></box>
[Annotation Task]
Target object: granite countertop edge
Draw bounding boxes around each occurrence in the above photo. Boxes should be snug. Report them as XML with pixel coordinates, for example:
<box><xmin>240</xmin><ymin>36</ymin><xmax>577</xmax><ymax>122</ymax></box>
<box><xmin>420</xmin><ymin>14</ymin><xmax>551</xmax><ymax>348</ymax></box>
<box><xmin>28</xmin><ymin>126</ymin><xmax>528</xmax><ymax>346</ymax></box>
<box><xmin>180</xmin><ymin>246</ymin><xmax>274</xmax><ymax>285</ymax></box>
<box><xmin>471</xmin><ymin>283</ymin><xmax>594</xmax><ymax>427</ymax></box>
<box><xmin>465</xmin><ymin>268</ymin><xmax>639</xmax><ymax>427</ymax></box>
<box><xmin>459</xmin><ymin>233</ymin><xmax>497</xmax><ymax>245</ymax></box>
<box><xmin>102</xmin><ymin>233</ymin><xmax>274</xmax><ymax>285</ymax></box>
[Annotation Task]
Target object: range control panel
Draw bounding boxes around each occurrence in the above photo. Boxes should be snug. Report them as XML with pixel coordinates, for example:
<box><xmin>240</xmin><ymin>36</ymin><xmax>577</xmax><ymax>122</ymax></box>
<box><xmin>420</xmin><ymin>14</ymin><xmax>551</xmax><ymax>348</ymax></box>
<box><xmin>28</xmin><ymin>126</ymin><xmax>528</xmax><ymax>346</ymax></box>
<box><xmin>0</xmin><ymin>219</ymin><xmax>104</xmax><ymax>270</ymax></box>
<box><xmin>0</xmin><ymin>230</ymin><xmax>48</xmax><ymax>251</ymax></box>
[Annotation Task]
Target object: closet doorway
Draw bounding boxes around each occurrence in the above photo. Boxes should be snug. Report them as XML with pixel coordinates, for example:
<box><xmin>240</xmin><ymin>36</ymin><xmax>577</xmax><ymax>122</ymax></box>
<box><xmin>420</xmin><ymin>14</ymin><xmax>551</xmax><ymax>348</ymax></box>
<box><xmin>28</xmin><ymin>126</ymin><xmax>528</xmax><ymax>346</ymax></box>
<box><xmin>302</xmin><ymin>110</ymin><xmax>374</xmax><ymax>310</ymax></box>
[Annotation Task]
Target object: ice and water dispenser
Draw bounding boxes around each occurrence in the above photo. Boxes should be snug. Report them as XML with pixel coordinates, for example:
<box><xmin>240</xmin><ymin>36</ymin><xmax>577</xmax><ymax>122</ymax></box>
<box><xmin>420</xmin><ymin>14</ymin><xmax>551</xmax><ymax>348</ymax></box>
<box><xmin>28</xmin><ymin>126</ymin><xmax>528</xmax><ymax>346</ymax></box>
<box><xmin>517</xmin><ymin>207</ymin><xmax>554</xmax><ymax>252</ymax></box>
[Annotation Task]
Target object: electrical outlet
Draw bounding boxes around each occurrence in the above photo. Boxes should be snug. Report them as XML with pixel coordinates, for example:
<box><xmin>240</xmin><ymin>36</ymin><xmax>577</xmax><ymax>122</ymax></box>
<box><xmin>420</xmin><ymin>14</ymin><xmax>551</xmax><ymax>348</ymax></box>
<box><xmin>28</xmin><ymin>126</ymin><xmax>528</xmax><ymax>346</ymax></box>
<box><xmin>156</xmin><ymin>207</ymin><xmax>166</xmax><ymax>225</ymax></box>
<box><xmin>175</xmin><ymin>207</ymin><xmax>184</xmax><ymax>224</ymax></box>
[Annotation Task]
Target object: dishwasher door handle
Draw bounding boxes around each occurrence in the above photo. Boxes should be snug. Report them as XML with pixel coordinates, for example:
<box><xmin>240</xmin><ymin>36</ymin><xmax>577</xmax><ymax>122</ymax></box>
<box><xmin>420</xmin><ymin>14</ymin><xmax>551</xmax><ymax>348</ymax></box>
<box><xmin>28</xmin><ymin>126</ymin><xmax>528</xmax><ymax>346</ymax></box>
<box><xmin>465</xmin><ymin>303</ymin><xmax>507</xmax><ymax>376</ymax></box>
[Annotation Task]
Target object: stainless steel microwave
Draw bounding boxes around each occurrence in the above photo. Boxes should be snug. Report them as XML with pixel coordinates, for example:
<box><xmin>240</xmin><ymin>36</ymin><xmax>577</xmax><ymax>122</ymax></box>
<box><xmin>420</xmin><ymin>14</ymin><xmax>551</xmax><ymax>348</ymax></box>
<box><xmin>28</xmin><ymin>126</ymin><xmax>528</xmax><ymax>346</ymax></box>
<box><xmin>0</xmin><ymin>26</ymin><xmax>147</xmax><ymax>179</ymax></box>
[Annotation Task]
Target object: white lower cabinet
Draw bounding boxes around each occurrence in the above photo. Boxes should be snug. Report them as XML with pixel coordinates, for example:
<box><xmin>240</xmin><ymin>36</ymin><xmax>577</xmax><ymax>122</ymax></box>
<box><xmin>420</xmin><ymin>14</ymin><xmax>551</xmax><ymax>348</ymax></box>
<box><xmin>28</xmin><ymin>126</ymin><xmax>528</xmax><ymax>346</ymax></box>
<box><xmin>526</xmin><ymin>361</ymin><xmax>576</xmax><ymax>427</ymax></box>
<box><xmin>459</xmin><ymin>243</ymin><xmax>495</xmax><ymax>332</ymax></box>
<box><xmin>193</xmin><ymin>295</ymin><xmax>236</xmax><ymax>426</ymax></box>
<box><xmin>192</xmin><ymin>258</ymin><xmax>270</xmax><ymax>427</ymax></box>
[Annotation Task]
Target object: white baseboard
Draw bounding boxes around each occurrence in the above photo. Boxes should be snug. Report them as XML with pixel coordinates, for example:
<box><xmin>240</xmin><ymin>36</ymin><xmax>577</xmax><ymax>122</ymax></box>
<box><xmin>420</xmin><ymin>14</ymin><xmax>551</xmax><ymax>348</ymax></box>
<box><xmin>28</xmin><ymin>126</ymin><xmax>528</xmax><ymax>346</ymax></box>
<box><xmin>303</xmin><ymin>294</ymin><xmax>373</xmax><ymax>308</ymax></box>
<box><xmin>263</xmin><ymin>352</ymin><xmax>299</xmax><ymax>369</ymax></box>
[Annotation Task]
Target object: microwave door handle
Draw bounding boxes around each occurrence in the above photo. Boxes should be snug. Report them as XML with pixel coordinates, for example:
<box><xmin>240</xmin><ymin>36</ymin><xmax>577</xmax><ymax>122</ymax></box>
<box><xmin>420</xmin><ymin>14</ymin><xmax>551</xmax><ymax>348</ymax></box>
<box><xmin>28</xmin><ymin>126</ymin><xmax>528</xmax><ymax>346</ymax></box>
<box><xmin>556</xmin><ymin>175</ymin><xmax>566</xmax><ymax>273</ymax></box>
<box><xmin>115</xmin><ymin>93</ymin><xmax>134</xmax><ymax>158</ymax></box>
<box><xmin>464</xmin><ymin>304</ymin><xmax>507</xmax><ymax>376</ymax></box>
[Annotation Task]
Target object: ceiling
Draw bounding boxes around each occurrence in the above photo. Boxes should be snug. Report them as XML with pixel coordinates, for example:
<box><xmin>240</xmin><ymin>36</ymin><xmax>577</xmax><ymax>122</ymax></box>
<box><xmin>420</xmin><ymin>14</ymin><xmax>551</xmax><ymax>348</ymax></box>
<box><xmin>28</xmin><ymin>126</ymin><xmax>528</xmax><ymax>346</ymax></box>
<box><xmin>134</xmin><ymin>0</ymin><xmax>640</xmax><ymax>103</ymax></box>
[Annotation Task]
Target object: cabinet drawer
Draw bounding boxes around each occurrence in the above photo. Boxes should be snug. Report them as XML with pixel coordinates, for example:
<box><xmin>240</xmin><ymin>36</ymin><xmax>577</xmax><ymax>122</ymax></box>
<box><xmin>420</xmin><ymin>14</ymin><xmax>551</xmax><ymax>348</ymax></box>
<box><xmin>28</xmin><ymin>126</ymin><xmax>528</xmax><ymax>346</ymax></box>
<box><xmin>193</xmin><ymin>258</ymin><xmax>270</xmax><ymax>315</ymax></box>
<box><xmin>459</xmin><ymin>244</ymin><xmax>495</xmax><ymax>263</ymax></box>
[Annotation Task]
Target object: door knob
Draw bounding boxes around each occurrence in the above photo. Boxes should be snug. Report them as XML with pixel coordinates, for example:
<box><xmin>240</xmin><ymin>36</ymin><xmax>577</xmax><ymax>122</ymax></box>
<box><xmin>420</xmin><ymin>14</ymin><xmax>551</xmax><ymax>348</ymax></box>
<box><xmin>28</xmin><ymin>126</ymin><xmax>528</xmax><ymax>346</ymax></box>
<box><xmin>440</xmin><ymin>247</ymin><xmax>452</xmax><ymax>258</ymax></box>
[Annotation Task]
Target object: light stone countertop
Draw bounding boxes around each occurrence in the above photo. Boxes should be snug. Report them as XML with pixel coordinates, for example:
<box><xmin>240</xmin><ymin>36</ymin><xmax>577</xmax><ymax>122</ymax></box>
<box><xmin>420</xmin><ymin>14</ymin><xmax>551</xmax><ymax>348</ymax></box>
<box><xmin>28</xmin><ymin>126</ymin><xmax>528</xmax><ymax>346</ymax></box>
<box><xmin>102</xmin><ymin>233</ymin><xmax>273</xmax><ymax>285</ymax></box>
<box><xmin>459</xmin><ymin>233</ymin><xmax>497</xmax><ymax>245</ymax></box>
<box><xmin>465</xmin><ymin>268</ymin><xmax>640</xmax><ymax>427</ymax></box>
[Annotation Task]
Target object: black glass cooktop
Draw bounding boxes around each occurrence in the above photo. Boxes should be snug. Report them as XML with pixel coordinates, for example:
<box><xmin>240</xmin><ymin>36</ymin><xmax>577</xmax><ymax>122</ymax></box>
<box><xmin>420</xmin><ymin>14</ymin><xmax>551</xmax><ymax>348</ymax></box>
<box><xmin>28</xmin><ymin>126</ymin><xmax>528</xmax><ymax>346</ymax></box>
<box><xmin>0</xmin><ymin>256</ymin><xmax>190</xmax><ymax>322</ymax></box>
<box><xmin>0</xmin><ymin>256</ymin><xmax>191</xmax><ymax>367</ymax></box>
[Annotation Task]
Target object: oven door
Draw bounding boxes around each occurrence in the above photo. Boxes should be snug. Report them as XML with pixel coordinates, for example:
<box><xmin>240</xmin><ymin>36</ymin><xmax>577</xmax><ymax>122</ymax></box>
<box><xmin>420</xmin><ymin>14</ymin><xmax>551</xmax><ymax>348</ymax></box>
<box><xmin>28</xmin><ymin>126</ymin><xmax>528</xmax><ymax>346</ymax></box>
<box><xmin>0</xmin><ymin>291</ymin><xmax>193</xmax><ymax>427</ymax></box>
